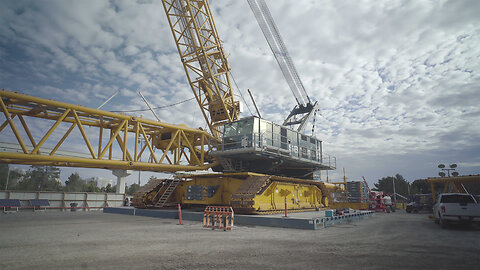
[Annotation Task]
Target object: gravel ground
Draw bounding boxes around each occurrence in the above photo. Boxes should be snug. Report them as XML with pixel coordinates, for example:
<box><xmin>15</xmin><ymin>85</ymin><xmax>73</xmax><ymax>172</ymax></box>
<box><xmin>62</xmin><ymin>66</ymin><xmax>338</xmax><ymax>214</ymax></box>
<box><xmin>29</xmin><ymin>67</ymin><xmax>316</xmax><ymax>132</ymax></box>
<box><xmin>0</xmin><ymin>210</ymin><xmax>479</xmax><ymax>270</ymax></box>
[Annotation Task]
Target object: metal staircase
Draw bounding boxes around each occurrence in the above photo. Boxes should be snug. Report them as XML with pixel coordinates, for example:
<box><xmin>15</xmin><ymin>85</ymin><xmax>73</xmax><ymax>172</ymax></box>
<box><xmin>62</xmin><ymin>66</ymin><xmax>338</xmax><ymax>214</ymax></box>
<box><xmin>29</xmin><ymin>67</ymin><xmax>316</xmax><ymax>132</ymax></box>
<box><xmin>154</xmin><ymin>179</ymin><xmax>181</xmax><ymax>207</ymax></box>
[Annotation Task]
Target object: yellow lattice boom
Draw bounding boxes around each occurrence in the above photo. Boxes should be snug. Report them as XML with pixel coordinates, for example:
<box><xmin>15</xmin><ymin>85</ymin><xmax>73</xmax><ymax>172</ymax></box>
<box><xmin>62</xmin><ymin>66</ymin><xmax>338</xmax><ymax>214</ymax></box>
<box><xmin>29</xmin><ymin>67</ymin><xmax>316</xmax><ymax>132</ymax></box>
<box><xmin>161</xmin><ymin>0</ymin><xmax>240</xmax><ymax>140</ymax></box>
<box><xmin>0</xmin><ymin>89</ymin><xmax>217</xmax><ymax>172</ymax></box>
<box><xmin>427</xmin><ymin>175</ymin><xmax>480</xmax><ymax>202</ymax></box>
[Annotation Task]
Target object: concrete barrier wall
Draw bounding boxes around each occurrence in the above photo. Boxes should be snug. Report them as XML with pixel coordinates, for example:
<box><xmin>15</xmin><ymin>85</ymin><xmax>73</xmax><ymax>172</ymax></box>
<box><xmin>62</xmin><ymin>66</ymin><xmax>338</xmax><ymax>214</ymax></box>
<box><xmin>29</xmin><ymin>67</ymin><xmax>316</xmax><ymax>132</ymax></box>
<box><xmin>0</xmin><ymin>190</ymin><xmax>125</xmax><ymax>211</ymax></box>
<box><xmin>104</xmin><ymin>207</ymin><xmax>376</xmax><ymax>230</ymax></box>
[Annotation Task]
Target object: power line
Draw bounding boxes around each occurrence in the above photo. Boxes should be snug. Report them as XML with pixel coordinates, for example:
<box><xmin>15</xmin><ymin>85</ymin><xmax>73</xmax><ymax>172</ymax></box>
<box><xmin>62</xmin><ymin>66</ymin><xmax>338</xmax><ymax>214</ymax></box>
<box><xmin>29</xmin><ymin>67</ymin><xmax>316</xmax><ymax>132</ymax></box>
<box><xmin>110</xmin><ymin>97</ymin><xmax>196</xmax><ymax>113</ymax></box>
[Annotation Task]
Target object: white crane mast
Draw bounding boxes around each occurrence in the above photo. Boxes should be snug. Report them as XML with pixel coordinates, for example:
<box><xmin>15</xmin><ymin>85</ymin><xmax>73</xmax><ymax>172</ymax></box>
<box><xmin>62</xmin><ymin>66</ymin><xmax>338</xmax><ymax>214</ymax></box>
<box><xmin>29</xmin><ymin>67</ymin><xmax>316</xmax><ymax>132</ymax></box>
<box><xmin>247</xmin><ymin>0</ymin><xmax>318</xmax><ymax>132</ymax></box>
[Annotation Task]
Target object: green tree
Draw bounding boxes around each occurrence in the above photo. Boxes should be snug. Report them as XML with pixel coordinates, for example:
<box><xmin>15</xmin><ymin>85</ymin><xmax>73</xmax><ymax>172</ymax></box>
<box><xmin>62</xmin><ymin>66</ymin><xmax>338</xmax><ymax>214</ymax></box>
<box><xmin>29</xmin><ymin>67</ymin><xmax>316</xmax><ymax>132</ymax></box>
<box><xmin>8</xmin><ymin>169</ymin><xmax>24</xmax><ymax>190</ymax></box>
<box><xmin>17</xmin><ymin>166</ymin><xmax>62</xmax><ymax>191</ymax></box>
<box><xmin>65</xmin><ymin>172</ymin><xmax>84</xmax><ymax>192</ymax></box>
<box><xmin>373</xmin><ymin>174</ymin><xmax>409</xmax><ymax>197</ymax></box>
<box><xmin>126</xmin><ymin>183</ymin><xmax>140</xmax><ymax>195</ymax></box>
<box><xmin>410</xmin><ymin>179</ymin><xmax>431</xmax><ymax>194</ymax></box>
<box><xmin>105</xmin><ymin>183</ymin><xmax>116</xmax><ymax>193</ymax></box>
<box><xmin>0</xmin><ymin>164</ymin><xmax>23</xmax><ymax>190</ymax></box>
<box><xmin>84</xmin><ymin>180</ymin><xmax>101</xmax><ymax>192</ymax></box>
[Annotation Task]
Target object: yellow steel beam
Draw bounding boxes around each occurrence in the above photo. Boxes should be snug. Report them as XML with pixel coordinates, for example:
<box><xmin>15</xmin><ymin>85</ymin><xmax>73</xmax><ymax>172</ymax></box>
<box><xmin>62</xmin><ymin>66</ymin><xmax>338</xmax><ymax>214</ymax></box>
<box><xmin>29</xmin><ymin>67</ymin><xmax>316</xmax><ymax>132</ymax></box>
<box><xmin>139</xmin><ymin>123</ymin><xmax>159</xmax><ymax>164</ymax></box>
<box><xmin>98</xmin><ymin>116</ymin><xmax>103</xmax><ymax>158</ymax></box>
<box><xmin>114</xmin><ymin>133</ymin><xmax>133</xmax><ymax>162</ymax></box>
<box><xmin>123</xmin><ymin>119</ymin><xmax>128</xmax><ymax>161</ymax></box>
<box><xmin>98</xmin><ymin>120</ymin><xmax>126</xmax><ymax>159</ymax></box>
<box><xmin>427</xmin><ymin>175</ymin><xmax>480</xmax><ymax>202</ymax></box>
<box><xmin>31</xmin><ymin>108</ymin><xmax>71</xmax><ymax>154</ymax></box>
<box><xmin>159</xmin><ymin>130</ymin><xmax>179</xmax><ymax>164</ymax></box>
<box><xmin>0</xmin><ymin>90</ymin><xmax>206</xmax><ymax>134</ymax></box>
<box><xmin>71</xmin><ymin>110</ymin><xmax>97</xmax><ymax>159</ymax></box>
<box><xmin>134</xmin><ymin>120</ymin><xmax>139</xmax><ymax>162</ymax></box>
<box><xmin>50</xmin><ymin>122</ymin><xmax>76</xmax><ymax>156</ymax></box>
<box><xmin>0</xmin><ymin>152</ymin><xmax>213</xmax><ymax>172</ymax></box>
<box><xmin>17</xmin><ymin>115</ymin><xmax>39</xmax><ymax>153</ymax></box>
<box><xmin>0</xmin><ymin>98</ymin><xmax>28</xmax><ymax>154</ymax></box>
<box><xmin>0</xmin><ymin>114</ymin><xmax>15</xmax><ymax>132</ymax></box>
<box><xmin>0</xmin><ymin>89</ymin><xmax>217</xmax><ymax>172</ymax></box>
<box><xmin>426</xmin><ymin>175</ymin><xmax>480</xmax><ymax>183</ymax></box>
<box><xmin>161</xmin><ymin>0</ymin><xmax>239</xmax><ymax>140</ymax></box>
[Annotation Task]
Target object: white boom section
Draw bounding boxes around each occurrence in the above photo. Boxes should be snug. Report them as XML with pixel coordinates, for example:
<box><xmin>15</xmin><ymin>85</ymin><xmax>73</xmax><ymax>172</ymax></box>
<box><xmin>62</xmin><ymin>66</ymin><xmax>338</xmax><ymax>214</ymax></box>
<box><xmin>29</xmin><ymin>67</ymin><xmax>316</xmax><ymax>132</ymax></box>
<box><xmin>247</xmin><ymin>0</ymin><xmax>317</xmax><ymax>132</ymax></box>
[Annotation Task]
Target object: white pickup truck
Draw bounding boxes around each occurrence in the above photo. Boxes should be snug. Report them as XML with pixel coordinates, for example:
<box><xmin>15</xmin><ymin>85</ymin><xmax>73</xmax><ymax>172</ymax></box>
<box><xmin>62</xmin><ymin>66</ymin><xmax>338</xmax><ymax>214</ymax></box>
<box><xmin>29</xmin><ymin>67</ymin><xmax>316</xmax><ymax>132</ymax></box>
<box><xmin>433</xmin><ymin>193</ymin><xmax>480</xmax><ymax>228</ymax></box>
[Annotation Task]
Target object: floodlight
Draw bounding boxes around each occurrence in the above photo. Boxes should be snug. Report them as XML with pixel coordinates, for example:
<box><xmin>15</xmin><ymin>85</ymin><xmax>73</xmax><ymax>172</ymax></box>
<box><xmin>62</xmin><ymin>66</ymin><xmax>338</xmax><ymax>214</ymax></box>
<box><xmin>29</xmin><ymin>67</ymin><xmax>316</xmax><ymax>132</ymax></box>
<box><xmin>450</xmin><ymin>164</ymin><xmax>457</xmax><ymax>168</ymax></box>
<box><xmin>438</xmin><ymin>164</ymin><xmax>445</xmax><ymax>168</ymax></box>
<box><xmin>452</xmin><ymin>172</ymin><xmax>459</xmax><ymax>176</ymax></box>
<box><xmin>438</xmin><ymin>172</ymin><xmax>446</xmax><ymax>177</ymax></box>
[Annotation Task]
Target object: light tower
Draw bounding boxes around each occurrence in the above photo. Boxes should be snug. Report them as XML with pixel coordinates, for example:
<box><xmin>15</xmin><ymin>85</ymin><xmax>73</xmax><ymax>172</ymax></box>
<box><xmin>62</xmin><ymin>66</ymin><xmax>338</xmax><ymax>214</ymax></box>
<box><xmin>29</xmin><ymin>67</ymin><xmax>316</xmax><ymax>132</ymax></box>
<box><xmin>438</xmin><ymin>164</ymin><xmax>459</xmax><ymax>177</ymax></box>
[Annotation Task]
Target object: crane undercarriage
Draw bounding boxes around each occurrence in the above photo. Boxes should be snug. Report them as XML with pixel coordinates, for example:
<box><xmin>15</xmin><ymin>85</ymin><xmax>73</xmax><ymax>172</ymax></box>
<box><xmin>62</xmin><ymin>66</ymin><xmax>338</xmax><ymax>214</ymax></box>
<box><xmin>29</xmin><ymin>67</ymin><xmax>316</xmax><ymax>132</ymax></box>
<box><xmin>132</xmin><ymin>172</ymin><xmax>338</xmax><ymax>214</ymax></box>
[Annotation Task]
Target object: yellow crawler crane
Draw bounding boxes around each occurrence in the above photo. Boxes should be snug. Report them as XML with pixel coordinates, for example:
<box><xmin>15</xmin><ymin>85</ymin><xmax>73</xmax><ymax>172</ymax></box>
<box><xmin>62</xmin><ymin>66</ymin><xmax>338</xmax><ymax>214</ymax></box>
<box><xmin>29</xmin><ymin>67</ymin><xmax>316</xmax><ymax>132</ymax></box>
<box><xmin>1</xmin><ymin>0</ymin><xmax>337</xmax><ymax>214</ymax></box>
<box><xmin>131</xmin><ymin>0</ymin><xmax>337</xmax><ymax>213</ymax></box>
<box><xmin>133</xmin><ymin>172</ymin><xmax>338</xmax><ymax>214</ymax></box>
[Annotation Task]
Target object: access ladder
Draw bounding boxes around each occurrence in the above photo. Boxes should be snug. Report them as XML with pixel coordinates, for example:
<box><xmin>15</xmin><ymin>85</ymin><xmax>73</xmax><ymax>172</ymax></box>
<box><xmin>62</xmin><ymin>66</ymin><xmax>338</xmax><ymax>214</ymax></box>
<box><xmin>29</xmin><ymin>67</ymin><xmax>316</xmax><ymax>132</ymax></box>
<box><xmin>154</xmin><ymin>179</ymin><xmax>181</xmax><ymax>207</ymax></box>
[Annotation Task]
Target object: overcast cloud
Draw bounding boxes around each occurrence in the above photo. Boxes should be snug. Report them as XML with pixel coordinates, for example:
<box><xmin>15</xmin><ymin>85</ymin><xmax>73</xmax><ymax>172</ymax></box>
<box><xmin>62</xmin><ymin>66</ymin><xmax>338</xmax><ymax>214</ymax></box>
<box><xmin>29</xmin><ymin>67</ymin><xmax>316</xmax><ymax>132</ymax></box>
<box><xmin>0</xmin><ymin>0</ymin><xmax>479</xmax><ymax>186</ymax></box>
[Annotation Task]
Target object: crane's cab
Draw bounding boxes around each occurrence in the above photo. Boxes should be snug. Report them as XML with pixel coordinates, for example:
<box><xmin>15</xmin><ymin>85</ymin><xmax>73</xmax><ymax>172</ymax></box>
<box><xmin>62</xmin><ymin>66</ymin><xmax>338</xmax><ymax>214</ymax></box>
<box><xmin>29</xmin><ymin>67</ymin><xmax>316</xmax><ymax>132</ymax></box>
<box><xmin>211</xmin><ymin>116</ymin><xmax>335</xmax><ymax>179</ymax></box>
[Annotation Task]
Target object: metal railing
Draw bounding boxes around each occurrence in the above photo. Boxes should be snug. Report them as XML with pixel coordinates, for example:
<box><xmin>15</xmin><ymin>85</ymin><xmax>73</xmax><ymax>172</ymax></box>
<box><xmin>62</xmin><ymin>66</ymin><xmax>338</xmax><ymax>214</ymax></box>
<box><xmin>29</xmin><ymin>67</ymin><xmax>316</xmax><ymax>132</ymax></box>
<box><xmin>219</xmin><ymin>132</ymin><xmax>336</xmax><ymax>168</ymax></box>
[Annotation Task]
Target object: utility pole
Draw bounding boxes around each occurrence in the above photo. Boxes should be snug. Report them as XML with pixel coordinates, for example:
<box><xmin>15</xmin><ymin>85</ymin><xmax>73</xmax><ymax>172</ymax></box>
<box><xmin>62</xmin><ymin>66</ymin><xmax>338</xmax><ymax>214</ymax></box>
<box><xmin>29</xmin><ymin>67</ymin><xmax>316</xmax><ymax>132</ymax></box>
<box><xmin>4</xmin><ymin>165</ymin><xmax>10</xmax><ymax>190</ymax></box>
<box><xmin>392</xmin><ymin>175</ymin><xmax>396</xmax><ymax>204</ymax></box>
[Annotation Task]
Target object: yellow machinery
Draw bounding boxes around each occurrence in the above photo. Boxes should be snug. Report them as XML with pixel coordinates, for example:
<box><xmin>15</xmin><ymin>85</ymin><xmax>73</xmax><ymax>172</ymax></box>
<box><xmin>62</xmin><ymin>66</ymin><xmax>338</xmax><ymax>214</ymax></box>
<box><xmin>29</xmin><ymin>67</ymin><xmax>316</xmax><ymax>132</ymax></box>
<box><xmin>0</xmin><ymin>0</ymin><xmax>337</xmax><ymax>214</ymax></box>
<box><xmin>0</xmin><ymin>90</ymin><xmax>215</xmax><ymax>172</ymax></box>
<box><xmin>426</xmin><ymin>175</ymin><xmax>480</xmax><ymax>202</ymax></box>
<box><xmin>161</xmin><ymin>0</ymin><xmax>240</xmax><ymax>141</ymax></box>
<box><xmin>328</xmin><ymin>171</ymin><xmax>372</xmax><ymax>210</ymax></box>
<box><xmin>133</xmin><ymin>172</ymin><xmax>338</xmax><ymax>213</ymax></box>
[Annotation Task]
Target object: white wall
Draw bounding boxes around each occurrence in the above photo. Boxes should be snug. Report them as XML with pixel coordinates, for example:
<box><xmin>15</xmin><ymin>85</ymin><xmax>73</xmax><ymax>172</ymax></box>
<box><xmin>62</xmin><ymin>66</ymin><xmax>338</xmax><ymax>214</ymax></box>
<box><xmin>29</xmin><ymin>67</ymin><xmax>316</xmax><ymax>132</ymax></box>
<box><xmin>0</xmin><ymin>191</ymin><xmax>125</xmax><ymax>211</ymax></box>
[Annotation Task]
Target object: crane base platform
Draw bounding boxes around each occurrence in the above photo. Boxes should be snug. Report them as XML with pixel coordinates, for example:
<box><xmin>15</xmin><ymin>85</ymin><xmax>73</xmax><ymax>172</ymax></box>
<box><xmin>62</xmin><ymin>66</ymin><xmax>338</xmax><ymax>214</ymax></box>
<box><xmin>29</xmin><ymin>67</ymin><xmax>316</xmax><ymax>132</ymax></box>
<box><xmin>104</xmin><ymin>207</ymin><xmax>374</xmax><ymax>230</ymax></box>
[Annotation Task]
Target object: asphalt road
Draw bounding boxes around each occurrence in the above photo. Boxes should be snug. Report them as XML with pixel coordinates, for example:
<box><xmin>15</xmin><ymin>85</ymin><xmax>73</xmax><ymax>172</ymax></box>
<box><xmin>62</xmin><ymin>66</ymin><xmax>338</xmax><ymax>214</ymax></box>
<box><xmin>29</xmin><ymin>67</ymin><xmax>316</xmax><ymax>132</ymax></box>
<box><xmin>0</xmin><ymin>210</ymin><xmax>479</xmax><ymax>269</ymax></box>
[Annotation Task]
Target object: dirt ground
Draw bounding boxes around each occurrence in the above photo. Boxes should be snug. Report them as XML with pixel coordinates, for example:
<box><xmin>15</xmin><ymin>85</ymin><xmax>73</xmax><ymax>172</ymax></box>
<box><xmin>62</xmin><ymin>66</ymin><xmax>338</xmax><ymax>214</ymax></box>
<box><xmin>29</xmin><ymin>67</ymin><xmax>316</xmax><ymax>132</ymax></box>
<box><xmin>0</xmin><ymin>210</ymin><xmax>479</xmax><ymax>270</ymax></box>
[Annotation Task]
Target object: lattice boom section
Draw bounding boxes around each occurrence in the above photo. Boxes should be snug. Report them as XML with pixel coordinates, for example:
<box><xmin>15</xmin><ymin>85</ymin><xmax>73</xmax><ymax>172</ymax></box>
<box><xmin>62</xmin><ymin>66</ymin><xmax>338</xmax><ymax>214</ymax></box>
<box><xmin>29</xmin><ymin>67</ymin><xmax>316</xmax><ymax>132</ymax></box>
<box><xmin>161</xmin><ymin>0</ymin><xmax>239</xmax><ymax>140</ymax></box>
<box><xmin>0</xmin><ymin>89</ymin><xmax>217</xmax><ymax>172</ymax></box>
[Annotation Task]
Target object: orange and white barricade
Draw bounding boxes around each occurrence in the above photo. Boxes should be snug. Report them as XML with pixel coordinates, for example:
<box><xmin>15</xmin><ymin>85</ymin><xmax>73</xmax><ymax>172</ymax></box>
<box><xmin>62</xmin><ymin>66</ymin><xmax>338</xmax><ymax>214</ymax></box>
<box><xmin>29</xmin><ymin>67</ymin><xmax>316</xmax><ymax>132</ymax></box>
<box><xmin>203</xmin><ymin>206</ymin><xmax>234</xmax><ymax>231</ymax></box>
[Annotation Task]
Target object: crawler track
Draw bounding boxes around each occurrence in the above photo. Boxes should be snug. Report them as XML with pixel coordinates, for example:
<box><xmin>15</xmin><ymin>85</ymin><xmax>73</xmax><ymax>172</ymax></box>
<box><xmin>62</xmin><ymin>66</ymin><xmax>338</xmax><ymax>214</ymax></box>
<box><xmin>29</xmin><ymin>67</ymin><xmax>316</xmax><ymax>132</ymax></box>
<box><xmin>131</xmin><ymin>178</ymin><xmax>166</xmax><ymax>208</ymax></box>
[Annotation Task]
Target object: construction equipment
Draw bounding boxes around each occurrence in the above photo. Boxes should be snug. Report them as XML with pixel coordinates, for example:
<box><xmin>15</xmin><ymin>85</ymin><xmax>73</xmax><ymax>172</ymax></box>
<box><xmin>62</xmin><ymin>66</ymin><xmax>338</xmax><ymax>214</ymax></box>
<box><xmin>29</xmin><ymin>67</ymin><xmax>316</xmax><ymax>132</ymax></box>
<box><xmin>426</xmin><ymin>174</ymin><xmax>480</xmax><ymax>202</ymax></box>
<box><xmin>247</xmin><ymin>0</ymin><xmax>319</xmax><ymax>132</ymax></box>
<box><xmin>160</xmin><ymin>0</ymin><xmax>240</xmax><ymax>141</ymax></box>
<box><xmin>0</xmin><ymin>90</ymin><xmax>215</xmax><ymax>172</ymax></box>
<box><xmin>0</xmin><ymin>0</ymin><xmax>337</xmax><ymax>214</ymax></box>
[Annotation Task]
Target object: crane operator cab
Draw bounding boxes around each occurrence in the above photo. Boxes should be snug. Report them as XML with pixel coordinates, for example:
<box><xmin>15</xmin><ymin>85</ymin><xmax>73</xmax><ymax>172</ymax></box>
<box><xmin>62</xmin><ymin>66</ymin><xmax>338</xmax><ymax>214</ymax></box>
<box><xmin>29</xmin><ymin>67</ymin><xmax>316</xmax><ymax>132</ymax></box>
<box><xmin>211</xmin><ymin>116</ymin><xmax>336</xmax><ymax>179</ymax></box>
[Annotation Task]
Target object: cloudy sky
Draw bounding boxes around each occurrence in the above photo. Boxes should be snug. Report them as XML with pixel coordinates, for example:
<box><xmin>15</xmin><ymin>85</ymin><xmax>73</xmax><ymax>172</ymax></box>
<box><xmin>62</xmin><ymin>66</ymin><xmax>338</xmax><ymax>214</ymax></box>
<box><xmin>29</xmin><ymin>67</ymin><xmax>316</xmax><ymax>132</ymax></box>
<box><xmin>0</xmin><ymin>0</ymin><xmax>479</xmax><ymax>187</ymax></box>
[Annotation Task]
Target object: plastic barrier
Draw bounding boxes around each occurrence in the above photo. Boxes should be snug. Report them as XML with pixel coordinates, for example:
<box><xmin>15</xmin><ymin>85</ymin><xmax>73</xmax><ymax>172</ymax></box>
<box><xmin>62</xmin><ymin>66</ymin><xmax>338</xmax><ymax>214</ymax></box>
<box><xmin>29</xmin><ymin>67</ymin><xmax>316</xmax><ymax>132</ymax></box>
<box><xmin>203</xmin><ymin>206</ymin><xmax>234</xmax><ymax>231</ymax></box>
